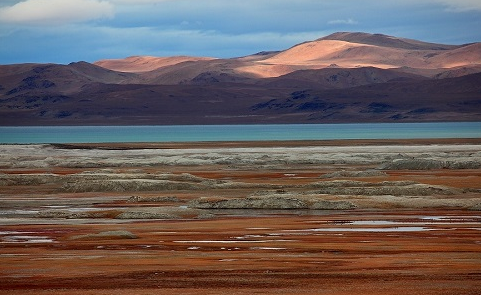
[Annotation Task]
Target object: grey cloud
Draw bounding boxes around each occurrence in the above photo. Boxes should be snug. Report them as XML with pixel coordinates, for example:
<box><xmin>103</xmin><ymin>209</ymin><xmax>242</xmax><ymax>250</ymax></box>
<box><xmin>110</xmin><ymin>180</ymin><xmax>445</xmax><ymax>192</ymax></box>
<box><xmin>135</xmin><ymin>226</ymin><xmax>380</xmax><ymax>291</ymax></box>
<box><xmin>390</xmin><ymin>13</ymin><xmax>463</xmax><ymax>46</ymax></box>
<box><xmin>328</xmin><ymin>19</ymin><xmax>359</xmax><ymax>25</ymax></box>
<box><xmin>433</xmin><ymin>0</ymin><xmax>481</xmax><ymax>12</ymax></box>
<box><xmin>0</xmin><ymin>0</ymin><xmax>114</xmax><ymax>25</ymax></box>
<box><xmin>0</xmin><ymin>0</ymin><xmax>480</xmax><ymax>64</ymax></box>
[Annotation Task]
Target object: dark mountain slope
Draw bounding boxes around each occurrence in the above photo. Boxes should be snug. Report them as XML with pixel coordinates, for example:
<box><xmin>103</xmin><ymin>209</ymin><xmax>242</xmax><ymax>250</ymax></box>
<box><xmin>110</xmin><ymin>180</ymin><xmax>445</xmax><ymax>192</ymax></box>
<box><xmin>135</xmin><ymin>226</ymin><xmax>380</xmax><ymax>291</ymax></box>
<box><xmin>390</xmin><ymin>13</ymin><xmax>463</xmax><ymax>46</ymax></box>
<box><xmin>1</xmin><ymin>72</ymin><xmax>480</xmax><ymax>125</ymax></box>
<box><xmin>0</xmin><ymin>62</ymin><xmax>137</xmax><ymax>97</ymax></box>
<box><xmin>258</xmin><ymin>67</ymin><xmax>427</xmax><ymax>89</ymax></box>
<box><xmin>251</xmin><ymin>72</ymin><xmax>481</xmax><ymax>123</ymax></box>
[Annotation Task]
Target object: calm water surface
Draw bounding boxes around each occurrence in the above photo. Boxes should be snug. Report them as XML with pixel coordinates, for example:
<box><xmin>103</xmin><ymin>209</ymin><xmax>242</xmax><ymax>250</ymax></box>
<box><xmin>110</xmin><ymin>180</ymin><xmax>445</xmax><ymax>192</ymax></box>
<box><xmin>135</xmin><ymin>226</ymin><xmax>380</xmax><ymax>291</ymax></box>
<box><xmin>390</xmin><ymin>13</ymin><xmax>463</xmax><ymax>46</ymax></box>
<box><xmin>0</xmin><ymin>122</ymin><xmax>480</xmax><ymax>144</ymax></box>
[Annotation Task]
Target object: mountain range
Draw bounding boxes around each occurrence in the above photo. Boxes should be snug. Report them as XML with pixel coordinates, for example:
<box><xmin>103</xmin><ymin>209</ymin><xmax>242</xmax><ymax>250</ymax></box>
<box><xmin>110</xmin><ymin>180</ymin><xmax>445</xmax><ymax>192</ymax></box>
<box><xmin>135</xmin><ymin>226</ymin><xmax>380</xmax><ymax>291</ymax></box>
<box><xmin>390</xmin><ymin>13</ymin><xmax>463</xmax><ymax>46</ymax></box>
<box><xmin>1</xmin><ymin>32</ymin><xmax>480</xmax><ymax>125</ymax></box>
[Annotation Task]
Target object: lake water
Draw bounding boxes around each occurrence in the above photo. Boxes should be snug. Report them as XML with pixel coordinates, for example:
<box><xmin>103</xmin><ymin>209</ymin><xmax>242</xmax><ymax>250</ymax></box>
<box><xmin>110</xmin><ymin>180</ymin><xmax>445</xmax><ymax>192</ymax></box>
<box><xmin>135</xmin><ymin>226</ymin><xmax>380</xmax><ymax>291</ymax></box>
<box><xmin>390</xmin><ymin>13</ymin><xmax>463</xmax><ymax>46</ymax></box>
<box><xmin>0</xmin><ymin>122</ymin><xmax>480</xmax><ymax>144</ymax></box>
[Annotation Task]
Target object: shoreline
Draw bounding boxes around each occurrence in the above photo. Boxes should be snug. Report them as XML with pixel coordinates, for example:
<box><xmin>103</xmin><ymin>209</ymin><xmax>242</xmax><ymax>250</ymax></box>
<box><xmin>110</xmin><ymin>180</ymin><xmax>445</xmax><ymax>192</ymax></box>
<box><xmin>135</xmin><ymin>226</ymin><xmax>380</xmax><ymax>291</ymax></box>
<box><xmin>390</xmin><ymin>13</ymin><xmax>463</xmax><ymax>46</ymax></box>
<box><xmin>47</xmin><ymin>137</ymin><xmax>481</xmax><ymax>149</ymax></box>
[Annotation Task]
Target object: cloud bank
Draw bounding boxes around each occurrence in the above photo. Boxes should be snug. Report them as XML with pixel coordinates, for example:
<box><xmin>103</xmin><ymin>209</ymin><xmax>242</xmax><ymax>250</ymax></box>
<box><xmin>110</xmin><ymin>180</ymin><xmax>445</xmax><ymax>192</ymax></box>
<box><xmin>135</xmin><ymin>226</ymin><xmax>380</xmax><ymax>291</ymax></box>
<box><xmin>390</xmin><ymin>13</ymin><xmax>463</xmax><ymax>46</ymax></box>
<box><xmin>0</xmin><ymin>0</ymin><xmax>114</xmax><ymax>25</ymax></box>
<box><xmin>0</xmin><ymin>0</ymin><xmax>480</xmax><ymax>64</ymax></box>
<box><xmin>436</xmin><ymin>0</ymin><xmax>481</xmax><ymax>12</ymax></box>
<box><xmin>109</xmin><ymin>0</ymin><xmax>169</xmax><ymax>3</ymax></box>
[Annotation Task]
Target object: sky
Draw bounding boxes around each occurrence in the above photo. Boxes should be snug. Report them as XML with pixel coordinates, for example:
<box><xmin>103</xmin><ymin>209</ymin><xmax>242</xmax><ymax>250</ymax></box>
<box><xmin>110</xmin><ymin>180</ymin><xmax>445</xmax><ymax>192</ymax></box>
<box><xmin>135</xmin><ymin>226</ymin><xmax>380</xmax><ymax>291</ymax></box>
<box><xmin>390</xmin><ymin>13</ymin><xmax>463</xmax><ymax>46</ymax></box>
<box><xmin>1</xmin><ymin>0</ymin><xmax>481</xmax><ymax>64</ymax></box>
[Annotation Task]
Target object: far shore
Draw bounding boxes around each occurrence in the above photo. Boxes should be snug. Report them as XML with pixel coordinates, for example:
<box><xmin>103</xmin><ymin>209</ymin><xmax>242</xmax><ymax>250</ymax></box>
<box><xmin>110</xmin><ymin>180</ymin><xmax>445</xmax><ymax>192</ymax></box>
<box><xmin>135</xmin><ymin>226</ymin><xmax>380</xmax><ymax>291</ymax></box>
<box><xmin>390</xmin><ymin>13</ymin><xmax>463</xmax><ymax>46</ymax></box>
<box><xmin>46</xmin><ymin>137</ymin><xmax>481</xmax><ymax>150</ymax></box>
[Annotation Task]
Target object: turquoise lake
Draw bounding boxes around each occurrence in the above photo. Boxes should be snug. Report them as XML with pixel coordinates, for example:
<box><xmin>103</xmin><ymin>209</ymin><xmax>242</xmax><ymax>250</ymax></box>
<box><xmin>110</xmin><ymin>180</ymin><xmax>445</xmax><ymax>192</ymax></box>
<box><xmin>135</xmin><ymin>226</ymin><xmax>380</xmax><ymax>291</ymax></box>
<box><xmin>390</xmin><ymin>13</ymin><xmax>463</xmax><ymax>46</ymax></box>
<box><xmin>0</xmin><ymin>122</ymin><xmax>480</xmax><ymax>144</ymax></box>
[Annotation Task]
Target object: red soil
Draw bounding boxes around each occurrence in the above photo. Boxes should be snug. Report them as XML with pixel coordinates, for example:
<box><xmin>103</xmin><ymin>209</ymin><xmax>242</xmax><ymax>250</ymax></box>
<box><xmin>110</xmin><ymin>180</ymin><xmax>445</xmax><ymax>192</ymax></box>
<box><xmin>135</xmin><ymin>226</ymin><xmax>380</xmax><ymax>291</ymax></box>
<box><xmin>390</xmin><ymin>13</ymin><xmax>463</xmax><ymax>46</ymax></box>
<box><xmin>1</xmin><ymin>139</ymin><xmax>480</xmax><ymax>294</ymax></box>
<box><xmin>1</xmin><ymin>211</ymin><xmax>480</xmax><ymax>295</ymax></box>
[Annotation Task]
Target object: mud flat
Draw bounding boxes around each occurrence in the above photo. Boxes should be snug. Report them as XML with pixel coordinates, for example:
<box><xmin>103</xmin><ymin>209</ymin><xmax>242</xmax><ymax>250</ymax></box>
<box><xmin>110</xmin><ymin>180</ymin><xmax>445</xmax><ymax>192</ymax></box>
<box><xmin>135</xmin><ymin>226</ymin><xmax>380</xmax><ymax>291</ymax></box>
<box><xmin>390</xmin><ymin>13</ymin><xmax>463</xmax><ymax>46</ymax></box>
<box><xmin>1</xmin><ymin>139</ymin><xmax>480</xmax><ymax>294</ymax></box>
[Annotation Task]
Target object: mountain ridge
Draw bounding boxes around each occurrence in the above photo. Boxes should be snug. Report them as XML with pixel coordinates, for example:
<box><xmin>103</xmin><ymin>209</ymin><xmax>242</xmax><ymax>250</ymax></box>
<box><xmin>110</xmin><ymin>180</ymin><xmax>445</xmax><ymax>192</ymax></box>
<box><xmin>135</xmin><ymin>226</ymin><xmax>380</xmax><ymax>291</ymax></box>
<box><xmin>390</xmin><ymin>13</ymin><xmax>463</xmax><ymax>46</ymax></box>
<box><xmin>1</xmin><ymin>32</ymin><xmax>480</xmax><ymax>125</ymax></box>
<box><xmin>88</xmin><ymin>32</ymin><xmax>481</xmax><ymax>81</ymax></box>
<box><xmin>317</xmin><ymin>32</ymin><xmax>461</xmax><ymax>50</ymax></box>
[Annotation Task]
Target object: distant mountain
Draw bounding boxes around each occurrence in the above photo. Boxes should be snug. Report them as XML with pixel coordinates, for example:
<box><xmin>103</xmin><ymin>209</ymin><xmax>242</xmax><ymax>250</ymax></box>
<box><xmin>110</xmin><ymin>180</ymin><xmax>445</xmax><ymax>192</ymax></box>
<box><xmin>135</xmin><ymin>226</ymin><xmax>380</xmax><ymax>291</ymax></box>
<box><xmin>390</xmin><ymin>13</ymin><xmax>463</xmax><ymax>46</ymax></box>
<box><xmin>317</xmin><ymin>32</ymin><xmax>461</xmax><ymax>50</ymax></box>
<box><xmin>1</xmin><ymin>32</ymin><xmax>480</xmax><ymax>125</ymax></box>
<box><xmin>0</xmin><ymin>61</ymin><xmax>135</xmax><ymax>95</ymax></box>
<box><xmin>94</xmin><ymin>56</ymin><xmax>215</xmax><ymax>73</ymax></box>
<box><xmin>92</xmin><ymin>32</ymin><xmax>481</xmax><ymax>80</ymax></box>
<box><xmin>250</xmin><ymin>72</ymin><xmax>481</xmax><ymax>123</ymax></box>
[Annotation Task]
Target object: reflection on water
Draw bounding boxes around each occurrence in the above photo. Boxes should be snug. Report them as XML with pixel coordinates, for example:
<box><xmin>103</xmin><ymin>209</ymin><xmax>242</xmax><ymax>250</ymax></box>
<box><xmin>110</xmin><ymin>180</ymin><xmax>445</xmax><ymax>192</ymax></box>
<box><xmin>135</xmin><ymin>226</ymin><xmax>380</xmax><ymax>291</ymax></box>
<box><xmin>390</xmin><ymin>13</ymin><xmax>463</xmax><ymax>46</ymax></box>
<box><xmin>283</xmin><ymin>227</ymin><xmax>431</xmax><ymax>233</ymax></box>
<box><xmin>169</xmin><ymin>215</ymin><xmax>480</xmax><ymax>252</ymax></box>
<box><xmin>1</xmin><ymin>235</ymin><xmax>54</xmax><ymax>243</ymax></box>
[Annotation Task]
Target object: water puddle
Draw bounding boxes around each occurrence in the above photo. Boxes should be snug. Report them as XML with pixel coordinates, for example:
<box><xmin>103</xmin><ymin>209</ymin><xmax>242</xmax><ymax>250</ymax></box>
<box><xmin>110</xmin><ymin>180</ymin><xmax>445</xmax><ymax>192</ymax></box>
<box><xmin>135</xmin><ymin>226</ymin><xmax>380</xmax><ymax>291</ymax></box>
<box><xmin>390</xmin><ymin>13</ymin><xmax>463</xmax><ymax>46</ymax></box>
<box><xmin>291</xmin><ymin>227</ymin><xmax>431</xmax><ymax>232</ymax></box>
<box><xmin>220</xmin><ymin>247</ymin><xmax>241</xmax><ymax>251</ymax></box>
<box><xmin>250</xmin><ymin>247</ymin><xmax>287</xmax><ymax>250</ymax></box>
<box><xmin>235</xmin><ymin>234</ymin><xmax>266</xmax><ymax>239</ymax></box>
<box><xmin>32</xmin><ymin>255</ymin><xmax>104</xmax><ymax>260</ymax></box>
<box><xmin>349</xmin><ymin>220</ymin><xmax>401</xmax><ymax>225</ymax></box>
<box><xmin>1</xmin><ymin>235</ymin><xmax>55</xmax><ymax>243</ymax></box>
<box><xmin>420</xmin><ymin>216</ymin><xmax>481</xmax><ymax>222</ymax></box>
<box><xmin>0</xmin><ymin>231</ymin><xmax>36</xmax><ymax>235</ymax></box>
<box><xmin>0</xmin><ymin>230</ymin><xmax>55</xmax><ymax>243</ymax></box>
<box><xmin>303</xmin><ymin>215</ymin><xmax>481</xmax><ymax>231</ymax></box>
<box><xmin>174</xmin><ymin>239</ymin><xmax>293</xmax><ymax>244</ymax></box>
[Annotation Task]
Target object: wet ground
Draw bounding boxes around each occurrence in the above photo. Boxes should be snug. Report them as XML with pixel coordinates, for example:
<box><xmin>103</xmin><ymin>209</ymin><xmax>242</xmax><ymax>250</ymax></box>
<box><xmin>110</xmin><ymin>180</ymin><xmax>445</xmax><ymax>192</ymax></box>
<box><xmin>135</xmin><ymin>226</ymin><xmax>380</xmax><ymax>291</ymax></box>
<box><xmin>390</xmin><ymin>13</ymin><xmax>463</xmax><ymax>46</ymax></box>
<box><xmin>1</xmin><ymin>211</ymin><xmax>480</xmax><ymax>295</ymax></box>
<box><xmin>1</xmin><ymin>139</ymin><xmax>480</xmax><ymax>294</ymax></box>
